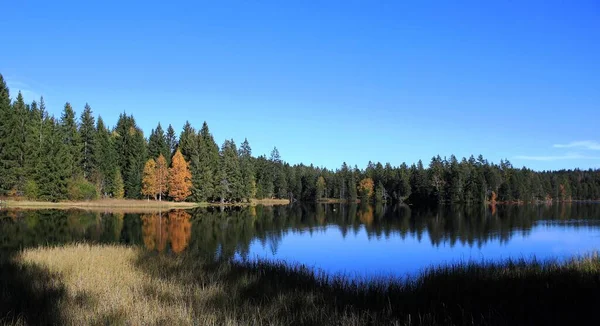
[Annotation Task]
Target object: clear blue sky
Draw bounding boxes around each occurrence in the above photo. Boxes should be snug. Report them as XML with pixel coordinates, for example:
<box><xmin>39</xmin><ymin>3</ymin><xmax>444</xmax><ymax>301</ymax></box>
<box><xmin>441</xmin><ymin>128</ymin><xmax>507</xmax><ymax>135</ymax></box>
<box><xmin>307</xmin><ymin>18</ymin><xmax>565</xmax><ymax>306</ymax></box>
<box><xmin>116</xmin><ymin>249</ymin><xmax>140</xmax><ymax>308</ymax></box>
<box><xmin>1</xmin><ymin>0</ymin><xmax>599</xmax><ymax>171</ymax></box>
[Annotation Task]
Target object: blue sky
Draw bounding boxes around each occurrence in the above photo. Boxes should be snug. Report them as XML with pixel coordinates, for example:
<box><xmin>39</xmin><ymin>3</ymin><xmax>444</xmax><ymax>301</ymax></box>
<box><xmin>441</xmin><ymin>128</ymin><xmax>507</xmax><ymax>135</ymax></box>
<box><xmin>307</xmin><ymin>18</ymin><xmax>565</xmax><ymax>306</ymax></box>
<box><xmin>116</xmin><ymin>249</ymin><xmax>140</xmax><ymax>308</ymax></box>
<box><xmin>1</xmin><ymin>0</ymin><xmax>599</xmax><ymax>171</ymax></box>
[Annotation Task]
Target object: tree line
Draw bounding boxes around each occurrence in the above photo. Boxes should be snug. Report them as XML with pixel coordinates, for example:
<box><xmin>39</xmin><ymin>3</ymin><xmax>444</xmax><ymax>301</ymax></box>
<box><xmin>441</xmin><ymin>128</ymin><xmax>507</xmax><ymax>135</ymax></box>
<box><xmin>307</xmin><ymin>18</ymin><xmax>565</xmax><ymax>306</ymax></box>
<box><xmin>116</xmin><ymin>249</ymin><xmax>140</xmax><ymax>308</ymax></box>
<box><xmin>1</xmin><ymin>74</ymin><xmax>599</xmax><ymax>204</ymax></box>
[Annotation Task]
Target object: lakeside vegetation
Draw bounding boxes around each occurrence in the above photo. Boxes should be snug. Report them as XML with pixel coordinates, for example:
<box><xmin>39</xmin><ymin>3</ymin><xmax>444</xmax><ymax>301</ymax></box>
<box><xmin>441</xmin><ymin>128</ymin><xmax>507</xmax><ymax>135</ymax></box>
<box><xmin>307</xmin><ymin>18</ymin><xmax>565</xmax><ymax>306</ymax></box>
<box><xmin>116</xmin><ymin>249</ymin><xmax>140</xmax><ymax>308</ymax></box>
<box><xmin>1</xmin><ymin>243</ymin><xmax>599</xmax><ymax>325</ymax></box>
<box><xmin>1</xmin><ymin>73</ymin><xmax>600</xmax><ymax>207</ymax></box>
<box><xmin>0</xmin><ymin>198</ymin><xmax>290</xmax><ymax>211</ymax></box>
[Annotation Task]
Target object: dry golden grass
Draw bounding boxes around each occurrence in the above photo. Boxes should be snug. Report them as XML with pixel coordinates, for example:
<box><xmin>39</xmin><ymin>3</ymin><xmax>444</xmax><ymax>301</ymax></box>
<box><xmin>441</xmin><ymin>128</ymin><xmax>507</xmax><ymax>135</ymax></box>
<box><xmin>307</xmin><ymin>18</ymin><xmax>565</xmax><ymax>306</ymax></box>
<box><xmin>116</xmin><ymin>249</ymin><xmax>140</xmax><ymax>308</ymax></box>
<box><xmin>2</xmin><ymin>198</ymin><xmax>290</xmax><ymax>212</ymax></box>
<box><xmin>2</xmin><ymin>199</ymin><xmax>201</xmax><ymax>212</ymax></box>
<box><xmin>16</xmin><ymin>244</ymin><xmax>229</xmax><ymax>326</ymax></box>
<box><xmin>249</xmin><ymin>198</ymin><xmax>290</xmax><ymax>206</ymax></box>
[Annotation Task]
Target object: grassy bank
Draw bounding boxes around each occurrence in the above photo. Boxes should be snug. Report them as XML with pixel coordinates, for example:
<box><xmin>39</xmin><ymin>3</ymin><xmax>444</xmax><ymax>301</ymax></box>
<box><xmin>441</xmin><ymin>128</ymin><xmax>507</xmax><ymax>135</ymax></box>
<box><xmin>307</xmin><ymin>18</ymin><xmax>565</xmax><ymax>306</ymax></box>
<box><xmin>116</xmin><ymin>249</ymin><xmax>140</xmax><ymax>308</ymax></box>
<box><xmin>1</xmin><ymin>199</ymin><xmax>202</xmax><ymax>212</ymax></box>
<box><xmin>2</xmin><ymin>245</ymin><xmax>600</xmax><ymax>325</ymax></box>
<box><xmin>1</xmin><ymin>198</ymin><xmax>290</xmax><ymax>212</ymax></box>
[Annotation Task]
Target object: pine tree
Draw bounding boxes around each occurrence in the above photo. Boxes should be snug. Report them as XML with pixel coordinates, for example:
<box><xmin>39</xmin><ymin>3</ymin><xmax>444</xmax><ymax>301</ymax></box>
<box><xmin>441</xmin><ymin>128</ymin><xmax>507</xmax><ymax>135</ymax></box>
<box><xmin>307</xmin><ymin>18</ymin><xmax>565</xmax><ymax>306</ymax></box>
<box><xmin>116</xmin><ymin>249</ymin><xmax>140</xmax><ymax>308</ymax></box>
<box><xmin>0</xmin><ymin>74</ymin><xmax>11</xmax><ymax>194</ymax></box>
<box><xmin>165</xmin><ymin>124</ymin><xmax>177</xmax><ymax>157</ymax></box>
<box><xmin>218</xmin><ymin>139</ymin><xmax>243</xmax><ymax>202</ymax></box>
<box><xmin>79</xmin><ymin>103</ymin><xmax>96</xmax><ymax>180</ymax></box>
<box><xmin>60</xmin><ymin>102</ymin><xmax>81</xmax><ymax>178</ymax></box>
<box><xmin>94</xmin><ymin>116</ymin><xmax>117</xmax><ymax>197</ymax></box>
<box><xmin>239</xmin><ymin>138</ymin><xmax>255</xmax><ymax>201</ymax></box>
<box><xmin>198</xmin><ymin>122</ymin><xmax>220</xmax><ymax>201</ymax></box>
<box><xmin>148</xmin><ymin>123</ymin><xmax>170</xmax><ymax>164</ymax></box>
<box><xmin>348</xmin><ymin>171</ymin><xmax>358</xmax><ymax>202</ymax></box>
<box><xmin>37</xmin><ymin>118</ymin><xmax>71</xmax><ymax>201</ymax></box>
<box><xmin>168</xmin><ymin>150</ymin><xmax>192</xmax><ymax>202</ymax></box>
<box><xmin>141</xmin><ymin>158</ymin><xmax>157</xmax><ymax>200</ymax></box>
<box><xmin>114</xmin><ymin>114</ymin><xmax>147</xmax><ymax>198</ymax></box>
<box><xmin>10</xmin><ymin>93</ymin><xmax>29</xmax><ymax>194</ymax></box>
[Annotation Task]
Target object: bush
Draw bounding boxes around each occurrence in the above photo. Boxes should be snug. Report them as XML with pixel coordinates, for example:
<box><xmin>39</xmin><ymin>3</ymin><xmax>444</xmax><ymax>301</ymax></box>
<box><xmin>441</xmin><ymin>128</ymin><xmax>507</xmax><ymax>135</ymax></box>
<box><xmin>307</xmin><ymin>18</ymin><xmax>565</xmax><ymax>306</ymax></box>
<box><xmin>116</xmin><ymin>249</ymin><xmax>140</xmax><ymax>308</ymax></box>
<box><xmin>24</xmin><ymin>180</ymin><xmax>39</xmax><ymax>200</ymax></box>
<box><xmin>67</xmin><ymin>177</ymin><xmax>99</xmax><ymax>201</ymax></box>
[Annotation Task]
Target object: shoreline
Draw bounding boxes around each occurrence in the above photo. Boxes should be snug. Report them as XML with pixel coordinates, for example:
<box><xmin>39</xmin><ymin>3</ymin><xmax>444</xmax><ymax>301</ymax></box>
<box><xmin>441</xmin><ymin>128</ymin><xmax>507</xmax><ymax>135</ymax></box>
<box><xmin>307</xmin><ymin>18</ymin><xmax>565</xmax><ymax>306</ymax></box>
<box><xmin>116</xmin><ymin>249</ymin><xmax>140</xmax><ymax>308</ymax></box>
<box><xmin>0</xmin><ymin>198</ymin><xmax>290</xmax><ymax>212</ymax></box>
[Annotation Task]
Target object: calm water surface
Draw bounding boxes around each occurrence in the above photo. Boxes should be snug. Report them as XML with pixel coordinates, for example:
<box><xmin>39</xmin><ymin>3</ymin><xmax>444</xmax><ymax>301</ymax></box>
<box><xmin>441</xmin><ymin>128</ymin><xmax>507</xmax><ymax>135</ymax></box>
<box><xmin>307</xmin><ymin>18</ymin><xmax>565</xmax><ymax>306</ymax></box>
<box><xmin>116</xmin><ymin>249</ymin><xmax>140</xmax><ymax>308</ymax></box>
<box><xmin>1</xmin><ymin>203</ymin><xmax>599</xmax><ymax>277</ymax></box>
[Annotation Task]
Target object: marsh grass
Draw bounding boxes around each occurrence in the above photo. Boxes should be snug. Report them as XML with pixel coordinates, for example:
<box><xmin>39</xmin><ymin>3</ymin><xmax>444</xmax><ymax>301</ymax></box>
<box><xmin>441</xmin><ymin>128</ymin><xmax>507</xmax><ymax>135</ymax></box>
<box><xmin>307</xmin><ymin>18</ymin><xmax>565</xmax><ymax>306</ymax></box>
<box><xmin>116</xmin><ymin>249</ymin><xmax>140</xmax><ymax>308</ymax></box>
<box><xmin>2</xmin><ymin>244</ymin><xmax>600</xmax><ymax>325</ymax></box>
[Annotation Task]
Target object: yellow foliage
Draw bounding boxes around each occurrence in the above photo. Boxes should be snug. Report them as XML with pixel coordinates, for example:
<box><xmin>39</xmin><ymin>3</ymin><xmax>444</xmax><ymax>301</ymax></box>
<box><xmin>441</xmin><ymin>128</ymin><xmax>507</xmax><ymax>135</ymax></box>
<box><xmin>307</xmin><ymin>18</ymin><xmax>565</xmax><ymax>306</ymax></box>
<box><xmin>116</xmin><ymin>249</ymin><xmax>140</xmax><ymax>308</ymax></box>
<box><xmin>141</xmin><ymin>158</ymin><xmax>157</xmax><ymax>199</ymax></box>
<box><xmin>168</xmin><ymin>150</ymin><xmax>192</xmax><ymax>202</ymax></box>
<box><xmin>358</xmin><ymin>178</ymin><xmax>374</xmax><ymax>200</ymax></box>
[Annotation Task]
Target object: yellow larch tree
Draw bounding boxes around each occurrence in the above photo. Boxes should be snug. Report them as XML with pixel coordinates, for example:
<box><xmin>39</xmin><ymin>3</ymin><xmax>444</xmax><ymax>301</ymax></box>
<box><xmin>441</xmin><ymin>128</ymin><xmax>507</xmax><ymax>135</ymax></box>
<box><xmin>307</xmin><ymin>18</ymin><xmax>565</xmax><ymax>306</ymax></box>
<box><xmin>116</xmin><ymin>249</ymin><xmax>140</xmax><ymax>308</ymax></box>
<box><xmin>358</xmin><ymin>178</ymin><xmax>374</xmax><ymax>201</ymax></box>
<box><xmin>168</xmin><ymin>149</ymin><xmax>192</xmax><ymax>202</ymax></box>
<box><xmin>155</xmin><ymin>154</ymin><xmax>169</xmax><ymax>201</ymax></box>
<box><xmin>141</xmin><ymin>158</ymin><xmax>157</xmax><ymax>200</ymax></box>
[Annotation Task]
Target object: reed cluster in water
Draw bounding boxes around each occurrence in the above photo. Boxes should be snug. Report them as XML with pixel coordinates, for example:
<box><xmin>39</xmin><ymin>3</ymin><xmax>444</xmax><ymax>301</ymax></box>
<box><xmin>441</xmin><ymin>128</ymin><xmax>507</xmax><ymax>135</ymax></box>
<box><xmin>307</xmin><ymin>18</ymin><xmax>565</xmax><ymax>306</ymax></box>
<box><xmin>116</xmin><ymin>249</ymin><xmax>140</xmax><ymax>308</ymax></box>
<box><xmin>1</xmin><ymin>244</ymin><xmax>599</xmax><ymax>325</ymax></box>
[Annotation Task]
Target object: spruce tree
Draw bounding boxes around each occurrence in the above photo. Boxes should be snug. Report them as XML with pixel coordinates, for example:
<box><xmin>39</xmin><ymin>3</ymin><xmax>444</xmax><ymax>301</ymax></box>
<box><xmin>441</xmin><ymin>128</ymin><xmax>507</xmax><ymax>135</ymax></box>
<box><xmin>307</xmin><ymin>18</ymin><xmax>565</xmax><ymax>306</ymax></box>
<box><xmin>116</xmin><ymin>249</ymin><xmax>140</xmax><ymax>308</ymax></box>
<box><xmin>165</xmin><ymin>124</ymin><xmax>177</xmax><ymax>157</ymax></box>
<box><xmin>114</xmin><ymin>114</ymin><xmax>147</xmax><ymax>198</ymax></box>
<box><xmin>10</xmin><ymin>93</ymin><xmax>29</xmax><ymax>194</ymax></box>
<box><xmin>60</xmin><ymin>102</ymin><xmax>81</xmax><ymax>178</ymax></box>
<box><xmin>218</xmin><ymin>139</ymin><xmax>243</xmax><ymax>202</ymax></box>
<box><xmin>148</xmin><ymin>123</ymin><xmax>170</xmax><ymax>164</ymax></box>
<box><xmin>94</xmin><ymin>116</ymin><xmax>117</xmax><ymax>197</ymax></box>
<box><xmin>239</xmin><ymin>138</ymin><xmax>255</xmax><ymax>201</ymax></box>
<box><xmin>37</xmin><ymin>118</ymin><xmax>71</xmax><ymax>201</ymax></box>
<box><xmin>199</xmin><ymin>122</ymin><xmax>220</xmax><ymax>201</ymax></box>
<box><xmin>0</xmin><ymin>74</ymin><xmax>12</xmax><ymax>194</ymax></box>
<box><xmin>79</xmin><ymin>103</ymin><xmax>97</xmax><ymax>180</ymax></box>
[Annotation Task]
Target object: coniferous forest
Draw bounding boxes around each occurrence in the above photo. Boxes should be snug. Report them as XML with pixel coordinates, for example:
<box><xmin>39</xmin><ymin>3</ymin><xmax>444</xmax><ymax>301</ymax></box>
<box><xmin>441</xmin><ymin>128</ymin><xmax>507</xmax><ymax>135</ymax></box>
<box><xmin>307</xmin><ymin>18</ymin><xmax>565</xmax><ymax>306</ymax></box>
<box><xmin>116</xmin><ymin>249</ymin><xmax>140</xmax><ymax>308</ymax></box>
<box><xmin>1</xmin><ymin>73</ymin><xmax>599</xmax><ymax>204</ymax></box>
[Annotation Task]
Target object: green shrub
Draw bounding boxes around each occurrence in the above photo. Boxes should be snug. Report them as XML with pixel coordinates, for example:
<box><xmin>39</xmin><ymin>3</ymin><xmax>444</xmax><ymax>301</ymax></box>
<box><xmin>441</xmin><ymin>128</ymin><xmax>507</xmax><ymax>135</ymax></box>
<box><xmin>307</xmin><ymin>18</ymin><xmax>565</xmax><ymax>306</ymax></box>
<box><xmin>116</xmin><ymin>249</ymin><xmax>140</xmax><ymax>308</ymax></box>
<box><xmin>67</xmin><ymin>177</ymin><xmax>99</xmax><ymax>201</ymax></box>
<box><xmin>24</xmin><ymin>180</ymin><xmax>39</xmax><ymax>200</ymax></box>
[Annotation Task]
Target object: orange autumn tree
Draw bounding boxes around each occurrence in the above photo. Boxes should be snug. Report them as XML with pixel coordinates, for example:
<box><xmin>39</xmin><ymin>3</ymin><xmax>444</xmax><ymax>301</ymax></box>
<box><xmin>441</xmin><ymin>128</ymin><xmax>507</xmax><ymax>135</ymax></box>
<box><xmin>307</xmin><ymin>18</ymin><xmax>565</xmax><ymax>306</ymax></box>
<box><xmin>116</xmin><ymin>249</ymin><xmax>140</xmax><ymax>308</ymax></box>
<box><xmin>168</xmin><ymin>149</ymin><xmax>192</xmax><ymax>201</ymax></box>
<box><xmin>155</xmin><ymin>154</ymin><xmax>169</xmax><ymax>201</ymax></box>
<box><xmin>141</xmin><ymin>158</ymin><xmax>157</xmax><ymax>200</ymax></box>
<box><xmin>358</xmin><ymin>178</ymin><xmax>374</xmax><ymax>201</ymax></box>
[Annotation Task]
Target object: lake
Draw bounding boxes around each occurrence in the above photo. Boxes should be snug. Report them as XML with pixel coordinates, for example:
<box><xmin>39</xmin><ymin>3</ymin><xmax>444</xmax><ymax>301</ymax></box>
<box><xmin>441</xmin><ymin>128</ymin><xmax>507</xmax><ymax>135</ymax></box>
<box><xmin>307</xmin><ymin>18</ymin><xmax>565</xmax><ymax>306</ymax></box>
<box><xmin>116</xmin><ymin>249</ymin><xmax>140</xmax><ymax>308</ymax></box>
<box><xmin>1</xmin><ymin>203</ymin><xmax>599</xmax><ymax>278</ymax></box>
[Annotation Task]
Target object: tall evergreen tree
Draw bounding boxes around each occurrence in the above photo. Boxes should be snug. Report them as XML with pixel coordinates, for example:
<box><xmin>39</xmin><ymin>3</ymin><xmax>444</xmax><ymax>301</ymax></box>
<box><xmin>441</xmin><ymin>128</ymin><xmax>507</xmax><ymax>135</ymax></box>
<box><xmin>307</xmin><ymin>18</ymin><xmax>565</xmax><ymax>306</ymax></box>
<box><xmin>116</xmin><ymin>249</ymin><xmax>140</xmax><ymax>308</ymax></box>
<box><xmin>94</xmin><ymin>116</ymin><xmax>117</xmax><ymax>196</ymax></box>
<box><xmin>198</xmin><ymin>122</ymin><xmax>220</xmax><ymax>201</ymax></box>
<box><xmin>239</xmin><ymin>138</ymin><xmax>255</xmax><ymax>201</ymax></box>
<box><xmin>79</xmin><ymin>103</ymin><xmax>97</xmax><ymax>180</ymax></box>
<box><xmin>37</xmin><ymin>118</ymin><xmax>71</xmax><ymax>201</ymax></box>
<box><xmin>114</xmin><ymin>114</ymin><xmax>147</xmax><ymax>198</ymax></box>
<box><xmin>0</xmin><ymin>74</ymin><xmax>12</xmax><ymax>194</ymax></box>
<box><xmin>218</xmin><ymin>139</ymin><xmax>243</xmax><ymax>202</ymax></box>
<box><xmin>11</xmin><ymin>93</ymin><xmax>29</xmax><ymax>193</ymax></box>
<box><xmin>60</xmin><ymin>102</ymin><xmax>81</xmax><ymax>178</ymax></box>
<box><xmin>148</xmin><ymin>123</ymin><xmax>170</xmax><ymax>164</ymax></box>
<box><xmin>165</xmin><ymin>124</ymin><xmax>177</xmax><ymax>157</ymax></box>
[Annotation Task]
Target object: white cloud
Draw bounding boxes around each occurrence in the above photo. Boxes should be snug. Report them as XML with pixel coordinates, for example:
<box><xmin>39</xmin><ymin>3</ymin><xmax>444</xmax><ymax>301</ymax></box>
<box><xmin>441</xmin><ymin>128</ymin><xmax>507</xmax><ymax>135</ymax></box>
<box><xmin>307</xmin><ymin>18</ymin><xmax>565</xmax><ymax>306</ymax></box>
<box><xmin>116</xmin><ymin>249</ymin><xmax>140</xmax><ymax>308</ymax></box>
<box><xmin>6</xmin><ymin>79</ymin><xmax>42</xmax><ymax>103</ymax></box>
<box><xmin>553</xmin><ymin>141</ymin><xmax>600</xmax><ymax>151</ymax></box>
<box><xmin>514</xmin><ymin>153</ymin><xmax>600</xmax><ymax>161</ymax></box>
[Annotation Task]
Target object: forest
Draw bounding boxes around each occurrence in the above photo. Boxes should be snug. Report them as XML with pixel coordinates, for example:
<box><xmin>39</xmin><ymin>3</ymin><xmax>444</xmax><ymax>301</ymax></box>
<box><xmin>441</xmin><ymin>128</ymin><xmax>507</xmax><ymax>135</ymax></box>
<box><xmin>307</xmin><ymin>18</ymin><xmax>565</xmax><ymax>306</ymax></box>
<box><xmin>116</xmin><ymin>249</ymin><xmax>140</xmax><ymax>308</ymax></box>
<box><xmin>1</xmin><ymin>73</ymin><xmax>599</xmax><ymax>205</ymax></box>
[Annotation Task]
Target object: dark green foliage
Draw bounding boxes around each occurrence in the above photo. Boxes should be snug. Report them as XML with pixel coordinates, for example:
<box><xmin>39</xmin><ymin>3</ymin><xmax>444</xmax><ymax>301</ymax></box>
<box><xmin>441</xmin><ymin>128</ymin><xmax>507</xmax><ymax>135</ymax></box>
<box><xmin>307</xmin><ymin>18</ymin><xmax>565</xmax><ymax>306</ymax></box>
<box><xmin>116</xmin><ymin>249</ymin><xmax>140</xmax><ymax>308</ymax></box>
<box><xmin>37</xmin><ymin>119</ymin><xmax>71</xmax><ymax>201</ymax></box>
<box><xmin>165</xmin><ymin>124</ymin><xmax>177</xmax><ymax>157</ymax></box>
<box><xmin>1</xmin><ymin>72</ymin><xmax>600</xmax><ymax>204</ymax></box>
<box><xmin>94</xmin><ymin>117</ymin><xmax>118</xmax><ymax>197</ymax></box>
<box><xmin>148</xmin><ymin>123</ymin><xmax>170</xmax><ymax>164</ymax></box>
<box><xmin>114</xmin><ymin>114</ymin><xmax>147</xmax><ymax>198</ymax></box>
<box><xmin>217</xmin><ymin>139</ymin><xmax>243</xmax><ymax>203</ymax></box>
<box><xmin>79</xmin><ymin>103</ymin><xmax>96</xmax><ymax>181</ymax></box>
<box><xmin>198</xmin><ymin>122</ymin><xmax>221</xmax><ymax>201</ymax></box>
<box><xmin>0</xmin><ymin>74</ymin><xmax>12</xmax><ymax>194</ymax></box>
<box><xmin>59</xmin><ymin>103</ymin><xmax>81</xmax><ymax>178</ymax></box>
